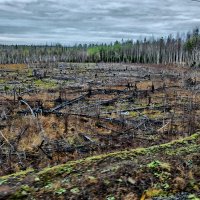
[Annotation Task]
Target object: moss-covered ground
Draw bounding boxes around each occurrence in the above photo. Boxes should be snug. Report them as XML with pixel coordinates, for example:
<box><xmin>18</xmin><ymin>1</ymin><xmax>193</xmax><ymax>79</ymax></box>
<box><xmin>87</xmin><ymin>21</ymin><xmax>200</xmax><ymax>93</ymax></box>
<box><xmin>0</xmin><ymin>132</ymin><xmax>200</xmax><ymax>199</ymax></box>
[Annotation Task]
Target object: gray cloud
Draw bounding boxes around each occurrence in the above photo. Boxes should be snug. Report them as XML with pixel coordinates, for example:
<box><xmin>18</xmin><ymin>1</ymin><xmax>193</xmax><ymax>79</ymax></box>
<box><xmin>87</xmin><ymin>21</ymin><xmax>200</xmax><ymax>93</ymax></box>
<box><xmin>0</xmin><ymin>0</ymin><xmax>200</xmax><ymax>44</ymax></box>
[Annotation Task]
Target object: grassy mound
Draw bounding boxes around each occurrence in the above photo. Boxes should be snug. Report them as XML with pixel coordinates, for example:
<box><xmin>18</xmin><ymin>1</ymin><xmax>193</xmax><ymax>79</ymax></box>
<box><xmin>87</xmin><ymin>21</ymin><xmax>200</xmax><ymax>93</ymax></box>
<box><xmin>0</xmin><ymin>133</ymin><xmax>200</xmax><ymax>199</ymax></box>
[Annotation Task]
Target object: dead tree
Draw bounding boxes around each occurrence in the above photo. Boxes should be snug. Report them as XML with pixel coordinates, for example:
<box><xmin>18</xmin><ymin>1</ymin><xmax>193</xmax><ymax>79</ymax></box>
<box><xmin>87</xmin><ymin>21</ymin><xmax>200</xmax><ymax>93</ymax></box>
<box><xmin>151</xmin><ymin>83</ymin><xmax>155</xmax><ymax>93</ymax></box>
<box><xmin>87</xmin><ymin>85</ymin><xmax>92</xmax><ymax>98</ymax></box>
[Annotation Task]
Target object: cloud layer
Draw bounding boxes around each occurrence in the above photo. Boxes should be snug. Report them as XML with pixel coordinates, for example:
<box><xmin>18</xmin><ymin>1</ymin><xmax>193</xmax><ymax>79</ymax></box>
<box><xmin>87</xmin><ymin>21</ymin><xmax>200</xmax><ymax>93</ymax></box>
<box><xmin>0</xmin><ymin>0</ymin><xmax>200</xmax><ymax>44</ymax></box>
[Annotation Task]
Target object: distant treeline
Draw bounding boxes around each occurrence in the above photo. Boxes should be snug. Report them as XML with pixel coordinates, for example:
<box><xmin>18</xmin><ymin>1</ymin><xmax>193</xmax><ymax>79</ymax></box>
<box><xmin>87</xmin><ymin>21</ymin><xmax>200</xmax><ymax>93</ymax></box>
<box><xmin>0</xmin><ymin>28</ymin><xmax>200</xmax><ymax>66</ymax></box>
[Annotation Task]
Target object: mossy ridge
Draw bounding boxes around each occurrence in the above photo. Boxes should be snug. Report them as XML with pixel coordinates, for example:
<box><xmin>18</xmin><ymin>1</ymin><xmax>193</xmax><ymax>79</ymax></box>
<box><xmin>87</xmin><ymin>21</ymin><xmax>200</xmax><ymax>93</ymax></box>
<box><xmin>0</xmin><ymin>168</ymin><xmax>34</xmax><ymax>183</ymax></box>
<box><xmin>0</xmin><ymin>133</ymin><xmax>200</xmax><ymax>180</ymax></box>
<box><xmin>0</xmin><ymin>132</ymin><xmax>199</xmax><ymax>190</ymax></box>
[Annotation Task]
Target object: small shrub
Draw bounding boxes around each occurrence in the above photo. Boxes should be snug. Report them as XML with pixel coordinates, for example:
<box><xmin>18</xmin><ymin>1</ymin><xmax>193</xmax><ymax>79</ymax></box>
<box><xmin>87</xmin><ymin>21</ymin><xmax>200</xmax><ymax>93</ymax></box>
<box><xmin>55</xmin><ymin>188</ymin><xmax>66</xmax><ymax>195</ymax></box>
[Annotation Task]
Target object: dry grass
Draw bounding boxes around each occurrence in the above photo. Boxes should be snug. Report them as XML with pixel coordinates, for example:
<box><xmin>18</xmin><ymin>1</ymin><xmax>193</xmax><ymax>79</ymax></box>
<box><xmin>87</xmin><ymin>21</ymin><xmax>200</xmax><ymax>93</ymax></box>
<box><xmin>0</xmin><ymin>64</ymin><xmax>27</xmax><ymax>71</ymax></box>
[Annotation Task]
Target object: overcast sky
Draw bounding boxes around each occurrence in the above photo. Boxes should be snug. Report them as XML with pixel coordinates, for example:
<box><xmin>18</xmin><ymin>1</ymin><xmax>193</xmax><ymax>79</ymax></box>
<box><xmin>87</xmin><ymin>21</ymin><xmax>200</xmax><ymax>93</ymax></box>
<box><xmin>0</xmin><ymin>0</ymin><xmax>199</xmax><ymax>45</ymax></box>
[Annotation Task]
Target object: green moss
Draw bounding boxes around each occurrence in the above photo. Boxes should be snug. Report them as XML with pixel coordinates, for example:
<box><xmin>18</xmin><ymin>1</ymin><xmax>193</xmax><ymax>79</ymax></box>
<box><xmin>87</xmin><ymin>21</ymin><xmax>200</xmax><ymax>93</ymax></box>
<box><xmin>55</xmin><ymin>188</ymin><xmax>67</xmax><ymax>195</ymax></box>
<box><xmin>6</xmin><ymin>135</ymin><xmax>200</xmax><ymax>186</ymax></box>
<box><xmin>0</xmin><ymin>168</ymin><xmax>34</xmax><ymax>181</ymax></box>
<box><xmin>166</xmin><ymin>144</ymin><xmax>200</xmax><ymax>156</ymax></box>
<box><xmin>38</xmin><ymin>164</ymin><xmax>74</xmax><ymax>184</ymax></box>
<box><xmin>147</xmin><ymin>160</ymin><xmax>171</xmax><ymax>171</ymax></box>
<box><xmin>129</xmin><ymin>111</ymin><xmax>138</xmax><ymax>117</ymax></box>
<box><xmin>44</xmin><ymin>182</ymin><xmax>53</xmax><ymax>190</ymax></box>
<box><xmin>0</xmin><ymin>132</ymin><xmax>199</xmax><ymax>198</ymax></box>
<box><xmin>11</xmin><ymin>185</ymin><xmax>33</xmax><ymax>199</ymax></box>
<box><xmin>34</xmin><ymin>79</ymin><xmax>57</xmax><ymax>89</ymax></box>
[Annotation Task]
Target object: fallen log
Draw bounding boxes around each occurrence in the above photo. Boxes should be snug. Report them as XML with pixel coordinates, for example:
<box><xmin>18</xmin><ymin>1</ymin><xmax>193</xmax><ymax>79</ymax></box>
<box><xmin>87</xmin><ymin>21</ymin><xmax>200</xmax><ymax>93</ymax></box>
<box><xmin>50</xmin><ymin>95</ymin><xmax>86</xmax><ymax>112</ymax></box>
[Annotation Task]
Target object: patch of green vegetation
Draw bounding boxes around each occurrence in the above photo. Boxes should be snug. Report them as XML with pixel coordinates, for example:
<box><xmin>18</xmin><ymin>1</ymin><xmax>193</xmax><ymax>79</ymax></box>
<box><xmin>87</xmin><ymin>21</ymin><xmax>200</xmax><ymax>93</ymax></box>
<box><xmin>106</xmin><ymin>195</ymin><xmax>115</xmax><ymax>200</ymax></box>
<box><xmin>38</xmin><ymin>164</ymin><xmax>74</xmax><ymax>184</ymax></box>
<box><xmin>34</xmin><ymin>79</ymin><xmax>57</xmax><ymax>89</ymax></box>
<box><xmin>147</xmin><ymin>160</ymin><xmax>171</xmax><ymax>171</ymax></box>
<box><xmin>188</xmin><ymin>179</ymin><xmax>200</xmax><ymax>191</ymax></box>
<box><xmin>167</xmin><ymin>144</ymin><xmax>200</xmax><ymax>156</ymax></box>
<box><xmin>11</xmin><ymin>185</ymin><xmax>33</xmax><ymax>199</ymax></box>
<box><xmin>61</xmin><ymin>177</ymin><xmax>71</xmax><ymax>184</ymax></box>
<box><xmin>0</xmin><ymin>168</ymin><xmax>34</xmax><ymax>181</ymax></box>
<box><xmin>54</xmin><ymin>188</ymin><xmax>66</xmax><ymax>195</ymax></box>
<box><xmin>0</xmin><ymin>132</ymin><xmax>199</xmax><ymax>199</ymax></box>
<box><xmin>0</xmin><ymin>179</ymin><xmax>7</xmax><ymax>185</ymax></box>
<box><xmin>148</xmin><ymin>133</ymin><xmax>199</xmax><ymax>155</ymax></box>
<box><xmin>104</xmin><ymin>179</ymin><xmax>111</xmax><ymax>185</ymax></box>
<box><xmin>4</xmin><ymin>85</ymin><xmax>10</xmax><ymax>91</ymax></box>
<box><xmin>147</xmin><ymin>161</ymin><xmax>172</xmax><ymax>191</ymax></box>
<box><xmin>188</xmin><ymin>194</ymin><xmax>200</xmax><ymax>200</ymax></box>
<box><xmin>44</xmin><ymin>182</ymin><xmax>53</xmax><ymax>190</ymax></box>
<box><xmin>70</xmin><ymin>187</ymin><xmax>80</xmax><ymax>194</ymax></box>
<box><xmin>27</xmin><ymin>69</ymin><xmax>33</xmax><ymax>76</ymax></box>
<box><xmin>34</xmin><ymin>176</ymin><xmax>40</xmax><ymax>182</ymax></box>
<box><xmin>142</xmin><ymin>110</ymin><xmax>163</xmax><ymax>119</ymax></box>
<box><xmin>129</xmin><ymin>111</ymin><xmax>138</xmax><ymax>117</ymax></box>
<box><xmin>0</xmin><ymin>79</ymin><xmax>6</xmax><ymax>83</ymax></box>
